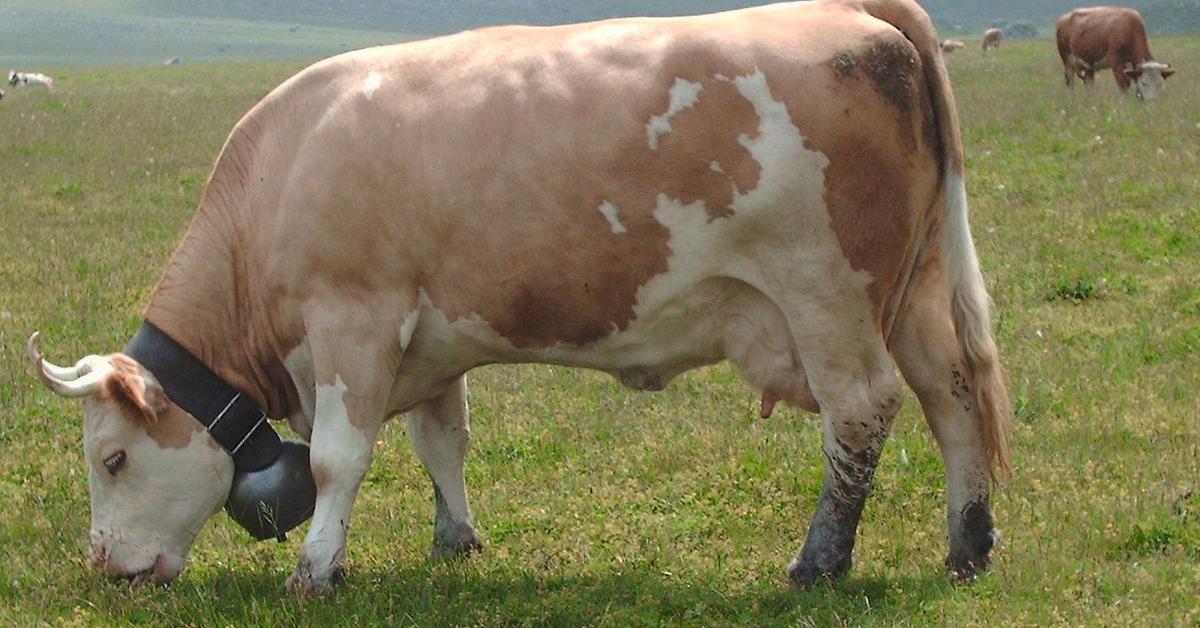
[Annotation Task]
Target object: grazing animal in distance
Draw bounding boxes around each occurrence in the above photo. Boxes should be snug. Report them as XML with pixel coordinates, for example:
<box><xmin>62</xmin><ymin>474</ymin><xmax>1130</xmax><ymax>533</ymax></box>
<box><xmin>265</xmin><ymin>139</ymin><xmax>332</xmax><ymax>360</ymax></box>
<box><xmin>27</xmin><ymin>0</ymin><xmax>1011</xmax><ymax>596</ymax></box>
<box><xmin>941</xmin><ymin>39</ymin><xmax>966</xmax><ymax>53</ymax></box>
<box><xmin>982</xmin><ymin>28</ymin><xmax>1003</xmax><ymax>50</ymax></box>
<box><xmin>1056</xmin><ymin>6</ymin><xmax>1174</xmax><ymax>100</ymax></box>
<box><xmin>8</xmin><ymin>70</ymin><xmax>55</xmax><ymax>90</ymax></box>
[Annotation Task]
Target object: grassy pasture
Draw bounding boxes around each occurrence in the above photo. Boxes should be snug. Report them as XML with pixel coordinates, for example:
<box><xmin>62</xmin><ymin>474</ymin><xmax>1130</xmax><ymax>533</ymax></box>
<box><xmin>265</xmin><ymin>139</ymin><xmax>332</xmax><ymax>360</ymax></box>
<box><xmin>1</xmin><ymin>37</ymin><xmax>1198</xmax><ymax>625</ymax></box>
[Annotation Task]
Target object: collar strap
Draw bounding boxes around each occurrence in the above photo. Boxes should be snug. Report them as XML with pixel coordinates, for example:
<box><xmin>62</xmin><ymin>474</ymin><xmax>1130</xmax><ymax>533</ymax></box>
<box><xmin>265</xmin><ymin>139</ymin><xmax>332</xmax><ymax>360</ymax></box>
<box><xmin>125</xmin><ymin>322</ymin><xmax>281</xmax><ymax>472</ymax></box>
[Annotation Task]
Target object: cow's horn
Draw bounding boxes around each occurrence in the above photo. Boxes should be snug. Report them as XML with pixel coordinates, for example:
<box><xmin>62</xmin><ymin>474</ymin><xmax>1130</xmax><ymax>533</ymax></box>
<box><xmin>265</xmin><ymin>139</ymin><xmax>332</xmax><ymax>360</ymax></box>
<box><xmin>27</xmin><ymin>332</ymin><xmax>111</xmax><ymax>398</ymax></box>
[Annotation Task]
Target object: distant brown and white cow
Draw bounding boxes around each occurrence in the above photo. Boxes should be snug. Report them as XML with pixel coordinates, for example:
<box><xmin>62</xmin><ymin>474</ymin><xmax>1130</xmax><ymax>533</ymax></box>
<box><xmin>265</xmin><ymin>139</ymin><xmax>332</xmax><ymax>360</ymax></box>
<box><xmin>941</xmin><ymin>39</ymin><xmax>966</xmax><ymax>53</ymax></box>
<box><xmin>1056</xmin><ymin>6</ymin><xmax>1174</xmax><ymax>99</ymax></box>
<box><xmin>28</xmin><ymin>0</ymin><xmax>1011</xmax><ymax>596</ymax></box>
<box><xmin>8</xmin><ymin>70</ymin><xmax>54</xmax><ymax>90</ymax></box>
<box><xmin>982</xmin><ymin>28</ymin><xmax>1002</xmax><ymax>50</ymax></box>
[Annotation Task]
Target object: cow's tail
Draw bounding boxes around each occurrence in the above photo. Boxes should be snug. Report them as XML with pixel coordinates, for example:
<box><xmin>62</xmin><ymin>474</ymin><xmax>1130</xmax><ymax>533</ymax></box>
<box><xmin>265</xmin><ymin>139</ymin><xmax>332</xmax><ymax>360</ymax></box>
<box><xmin>848</xmin><ymin>0</ymin><xmax>1013</xmax><ymax>482</ymax></box>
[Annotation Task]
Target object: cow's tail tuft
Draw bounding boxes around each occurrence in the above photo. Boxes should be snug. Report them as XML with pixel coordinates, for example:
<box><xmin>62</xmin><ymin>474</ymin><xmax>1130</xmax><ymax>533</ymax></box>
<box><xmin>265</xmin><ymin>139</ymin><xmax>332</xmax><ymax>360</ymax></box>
<box><xmin>846</xmin><ymin>0</ymin><xmax>1013</xmax><ymax>482</ymax></box>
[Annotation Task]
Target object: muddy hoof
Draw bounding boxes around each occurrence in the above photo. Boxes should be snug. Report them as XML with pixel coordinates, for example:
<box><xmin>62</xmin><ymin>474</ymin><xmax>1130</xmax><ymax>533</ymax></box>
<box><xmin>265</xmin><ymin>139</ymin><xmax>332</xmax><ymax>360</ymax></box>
<box><xmin>787</xmin><ymin>553</ymin><xmax>853</xmax><ymax>589</ymax></box>
<box><xmin>286</xmin><ymin>562</ymin><xmax>346</xmax><ymax>597</ymax></box>
<box><xmin>945</xmin><ymin>549</ymin><xmax>992</xmax><ymax>582</ymax></box>
<box><xmin>947</xmin><ymin>523</ymin><xmax>999</xmax><ymax>582</ymax></box>
<box><xmin>430</xmin><ymin>535</ymin><xmax>484</xmax><ymax>561</ymax></box>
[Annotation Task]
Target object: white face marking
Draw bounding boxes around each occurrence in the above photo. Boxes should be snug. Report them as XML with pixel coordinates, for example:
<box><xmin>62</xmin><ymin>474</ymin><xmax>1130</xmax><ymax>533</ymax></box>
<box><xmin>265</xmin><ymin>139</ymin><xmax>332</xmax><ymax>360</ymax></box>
<box><xmin>710</xmin><ymin>161</ymin><xmax>725</xmax><ymax>174</ymax></box>
<box><xmin>645</xmin><ymin>77</ymin><xmax>703</xmax><ymax>150</ymax></box>
<box><xmin>596</xmin><ymin>200</ymin><xmax>627</xmax><ymax>234</ymax></box>
<box><xmin>363</xmin><ymin>71</ymin><xmax>383</xmax><ymax>99</ymax></box>
<box><xmin>1135</xmin><ymin>62</ymin><xmax>1170</xmax><ymax>100</ymax></box>
<box><xmin>85</xmin><ymin>403</ymin><xmax>232</xmax><ymax>582</ymax></box>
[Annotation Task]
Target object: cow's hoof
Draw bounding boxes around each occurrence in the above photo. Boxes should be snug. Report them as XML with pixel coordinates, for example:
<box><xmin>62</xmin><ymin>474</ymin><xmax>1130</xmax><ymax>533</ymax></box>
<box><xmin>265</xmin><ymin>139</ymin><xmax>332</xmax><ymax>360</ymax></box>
<box><xmin>945</xmin><ymin>534</ymin><xmax>997</xmax><ymax>582</ymax></box>
<box><xmin>946</xmin><ymin>507</ymin><xmax>999</xmax><ymax>582</ymax></box>
<box><xmin>945</xmin><ymin>553</ymin><xmax>990</xmax><ymax>582</ymax></box>
<box><xmin>432</xmin><ymin>535</ymin><xmax>482</xmax><ymax>559</ymax></box>
<box><xmin>431</xmin><ymin>522</ymin><xmax>483</xmax><ymax>561</ymax></box>
<box><xmin>787</xmin><ymin>552</ymin><xmax>853</xmax><ymax>589</ymax></box>
<box><xmin>286</xmin><ymin>562</ymin><xmax>345</xmax><ymax>597</ymax></box>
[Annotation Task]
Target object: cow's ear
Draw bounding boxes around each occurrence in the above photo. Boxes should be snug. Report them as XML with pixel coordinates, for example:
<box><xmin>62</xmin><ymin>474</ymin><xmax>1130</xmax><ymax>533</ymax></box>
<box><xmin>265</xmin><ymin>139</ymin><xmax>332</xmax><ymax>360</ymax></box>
<box><xmin>1162</xmin><ymin>66</ymin><xmax>1175</xmax><ymax>80</ymax></box>
<box><xmin>104</xmin><ymin>369</ymin><xmax>167</xmax><ymax>424</ymax></box>
<box><xmin>1122</xmin><ymin>66</ymin><xmax>1142</xmax><ymax>79</ymax></box>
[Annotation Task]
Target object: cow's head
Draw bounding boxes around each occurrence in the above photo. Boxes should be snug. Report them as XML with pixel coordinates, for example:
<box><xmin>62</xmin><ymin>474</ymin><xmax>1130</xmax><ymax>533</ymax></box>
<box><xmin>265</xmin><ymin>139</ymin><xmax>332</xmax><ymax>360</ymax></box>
<box><xmin>1125</xmin><ymin>61</ymin><xmax>1175</xmax><ymax>101</ymax></box>
<box><xmin>7</xmin><ymin>71</ymin><xmax>17</xmax><ymax>86</ymax></box>
<box><xmin>27</xmin><ymin>333</ymin><xmax>233</xmax><ymax>585</ymax></box>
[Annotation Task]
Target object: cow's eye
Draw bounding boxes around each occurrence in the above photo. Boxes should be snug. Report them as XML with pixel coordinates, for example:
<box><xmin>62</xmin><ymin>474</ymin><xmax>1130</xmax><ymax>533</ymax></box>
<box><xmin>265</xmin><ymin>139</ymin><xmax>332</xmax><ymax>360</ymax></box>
<box><xmin>104</xmin><ymin>451</ymin><xmax>127</xmax><ymax>476</ymax></box>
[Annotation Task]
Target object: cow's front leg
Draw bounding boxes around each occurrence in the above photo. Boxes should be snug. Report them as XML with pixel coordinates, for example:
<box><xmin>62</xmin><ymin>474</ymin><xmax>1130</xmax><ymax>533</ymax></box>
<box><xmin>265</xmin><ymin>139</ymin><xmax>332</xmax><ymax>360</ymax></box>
<box><xmin>788</xmin><ymin>357</ymin><xmax>902</xmax><ymax>588</ymax></box>
<box><xmin>286</xmin><ymin>368</ymin><xmax>386</xmax><ymax>596</ymax></box>
<box><xmin>406</xmin><ymin>375</ymin><xmax>482</xmax><ymax>559</ymax></box>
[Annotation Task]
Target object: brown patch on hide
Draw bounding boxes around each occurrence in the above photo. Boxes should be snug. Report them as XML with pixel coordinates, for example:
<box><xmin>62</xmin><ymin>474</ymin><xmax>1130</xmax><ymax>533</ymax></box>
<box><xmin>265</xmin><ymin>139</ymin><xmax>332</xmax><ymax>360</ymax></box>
<box><xmin>779</xmin><ymin>32</ymin><xmax>939</xmax><ymax>323</ymax></box>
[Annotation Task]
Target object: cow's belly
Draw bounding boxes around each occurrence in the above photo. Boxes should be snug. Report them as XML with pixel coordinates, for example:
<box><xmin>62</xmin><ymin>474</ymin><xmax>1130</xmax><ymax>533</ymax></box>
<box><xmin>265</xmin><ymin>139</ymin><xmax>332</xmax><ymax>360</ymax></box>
<box><xmin>385</xmin><ymin>275</ymin><xmax>813</xmax><ymax>416</ymax></box>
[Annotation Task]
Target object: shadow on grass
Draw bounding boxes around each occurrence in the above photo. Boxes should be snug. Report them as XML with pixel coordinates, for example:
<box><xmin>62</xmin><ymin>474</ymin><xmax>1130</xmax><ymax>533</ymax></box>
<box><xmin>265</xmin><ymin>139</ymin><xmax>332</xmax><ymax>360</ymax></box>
<box><xmin>116</xmin><ymin>562</ymin><xmax>964</xmax><ymax>625</ymax></box>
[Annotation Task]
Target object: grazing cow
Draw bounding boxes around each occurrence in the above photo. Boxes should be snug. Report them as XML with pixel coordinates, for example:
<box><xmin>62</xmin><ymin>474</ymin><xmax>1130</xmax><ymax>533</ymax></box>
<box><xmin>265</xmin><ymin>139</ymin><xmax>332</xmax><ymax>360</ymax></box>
<box><xmin>982</xmin><ymin>28</ymin><xmax>1002</xmax><ymax>50</ymax></box>
<box><xmin>1056</xmin><ymin>7</ymin><xmax>1174</xmax><ymax>100</ymax></box>
<box><xmin>8</xmin><ymin>70</ymin><xmax>55</xmax><ymax>90</ymax></box>
<box><xmin>28</xmin><ymin>0</ymin><xmax>1011</xmax><ymax>595</ymax></box>
<box><xmin>941</xmin><ymin>39</ymin><xmax>966</xmax><ymax>53</ymax></box>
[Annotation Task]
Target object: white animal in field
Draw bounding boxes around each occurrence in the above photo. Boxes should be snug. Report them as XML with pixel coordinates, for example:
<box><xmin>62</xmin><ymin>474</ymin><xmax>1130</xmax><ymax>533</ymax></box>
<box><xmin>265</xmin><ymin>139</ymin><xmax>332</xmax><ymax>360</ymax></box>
<box><xmin>8</xmin><ymin>71</ymin><xmax>55</xmax><ymax>90</ymax></box>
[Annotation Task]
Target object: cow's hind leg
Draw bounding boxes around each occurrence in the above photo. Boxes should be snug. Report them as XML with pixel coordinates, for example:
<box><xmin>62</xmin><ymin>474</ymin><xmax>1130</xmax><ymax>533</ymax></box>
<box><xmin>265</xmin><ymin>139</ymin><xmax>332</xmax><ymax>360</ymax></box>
<box><xmin>787</xmin><ymin>335</ymin><xmax>903</xmax><ymax>587</ymax></box>
<box><xmin>406</xmin><ymin>375</ymin><xmax>483</xmax><ymax>559</ymax></box>
<box><xmin>892</xmin><ymin>262</ymin><xmax>997</xmax><ymax>579</ymax></box>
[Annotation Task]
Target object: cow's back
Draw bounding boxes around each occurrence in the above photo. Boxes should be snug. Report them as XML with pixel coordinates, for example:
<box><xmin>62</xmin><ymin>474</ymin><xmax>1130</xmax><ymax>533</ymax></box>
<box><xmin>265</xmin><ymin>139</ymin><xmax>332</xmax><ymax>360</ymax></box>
<box><xmin>1058</xmin><ymin>6</ymin><xmax>1151</xmax><ymax>65</ymax></box>
<box><xmin>173</xmin><ymin>1</ymin><xmax>945</xmax><ymax>408</ymax></box>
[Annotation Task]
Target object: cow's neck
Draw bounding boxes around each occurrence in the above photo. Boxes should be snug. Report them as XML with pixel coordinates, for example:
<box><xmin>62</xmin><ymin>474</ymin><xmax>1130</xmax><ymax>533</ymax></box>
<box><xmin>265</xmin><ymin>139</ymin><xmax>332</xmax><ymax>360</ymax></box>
<box><xmin>142</xmin><ymin>207</ymin><xmax>296</xmax><ymax>420</ymax></box>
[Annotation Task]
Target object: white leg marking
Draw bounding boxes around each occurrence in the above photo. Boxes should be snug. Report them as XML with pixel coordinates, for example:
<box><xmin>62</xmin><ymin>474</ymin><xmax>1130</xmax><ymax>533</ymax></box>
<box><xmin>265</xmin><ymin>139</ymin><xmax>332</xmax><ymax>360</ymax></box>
<box><xmin>646</xmin><ymin>77</ymin><xmax>703</xmax><ymax>150</ymax></box>
<box><xmin>299</xmin><ymin>375</ymin><xmax>375</xmax><ymax>581</ymax></box>
<box><xmin>596</xmin><ymin>200</ymin><xmax>628</xmax><ymax>234</ymax></box>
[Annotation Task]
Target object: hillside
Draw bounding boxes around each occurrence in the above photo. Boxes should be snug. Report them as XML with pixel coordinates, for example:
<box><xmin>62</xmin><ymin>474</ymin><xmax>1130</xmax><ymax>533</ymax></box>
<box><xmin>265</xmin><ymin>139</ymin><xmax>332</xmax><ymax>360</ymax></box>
<box><xmin>2</xmin><ymin>0</ymin><xmax>1196</xmax><ymax>67</ymax></box>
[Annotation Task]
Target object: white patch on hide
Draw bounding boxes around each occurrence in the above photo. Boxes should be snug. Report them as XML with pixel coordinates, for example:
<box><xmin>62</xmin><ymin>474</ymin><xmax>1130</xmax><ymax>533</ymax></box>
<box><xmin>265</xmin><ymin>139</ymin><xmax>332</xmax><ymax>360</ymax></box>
<box><xmin>283</xmin><ymin>338</ymin><xmax>315</xmax><ymax>439</ymax></box>
<box><xmin>314</xmin><ymin>375</ymin><xmax>369</xmax><ymax>456</ymax></box>
<box><xmin>388</xmin><ymin>69</ymin><xmax>874</xmax><ymax>413</ymax></box>
<box><xmin>399</xmin><ymin>309</ymin><xmax>420</xmax><ymax>349</ymax></box>
<box><xmin>646</xmin><ymin>77</ymin><xmax>703</xmax><ymax>150</ymax></box>
<box><xmin>363</xmin><ymin>71</ymin><xmax>383</xmax><ymax>99</ymax></box>
<box><xmin>597</xmin><ymin>200</ymin><xmax>627</xmax><ymax>234</ymax></box>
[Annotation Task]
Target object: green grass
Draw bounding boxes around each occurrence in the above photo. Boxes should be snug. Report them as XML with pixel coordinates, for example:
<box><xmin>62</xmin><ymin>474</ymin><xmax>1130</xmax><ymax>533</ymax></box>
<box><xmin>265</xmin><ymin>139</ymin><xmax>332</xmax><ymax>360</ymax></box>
<box><xmin>2</xmin><ymin>38</ymin><xmax>1199</xmax><ymax>624</ymax></box>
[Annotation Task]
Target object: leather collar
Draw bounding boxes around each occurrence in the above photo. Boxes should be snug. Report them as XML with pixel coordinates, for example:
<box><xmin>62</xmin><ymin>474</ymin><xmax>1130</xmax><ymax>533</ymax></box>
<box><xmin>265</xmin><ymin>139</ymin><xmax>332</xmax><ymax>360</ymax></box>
<box><xmin>125</xmin><ymin>322</ymin><xmax>281</xmax><ymax>472</ymax></box>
